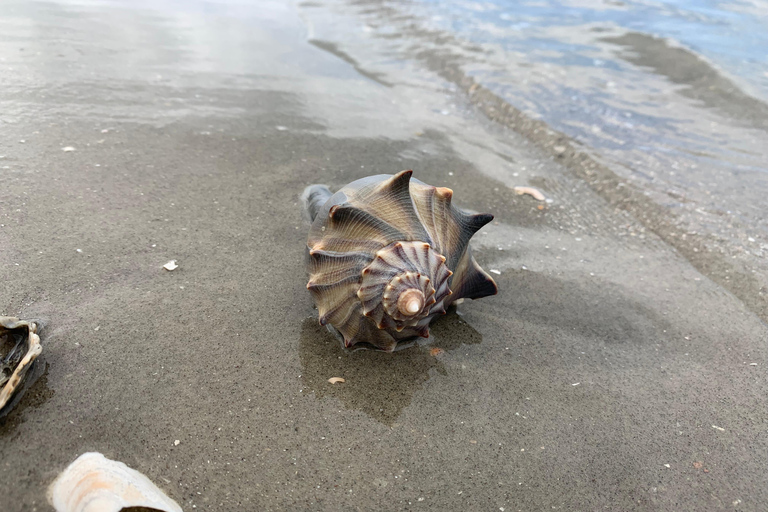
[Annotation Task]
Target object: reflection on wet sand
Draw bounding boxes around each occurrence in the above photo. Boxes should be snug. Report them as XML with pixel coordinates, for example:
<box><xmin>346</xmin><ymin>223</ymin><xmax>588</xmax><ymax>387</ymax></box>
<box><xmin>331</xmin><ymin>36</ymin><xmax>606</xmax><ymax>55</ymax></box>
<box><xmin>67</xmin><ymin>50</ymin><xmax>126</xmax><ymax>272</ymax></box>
<box><xmin>298</xmin><ymin>309</ymin><xmax>481</xmax><ymax>425</ymax></box>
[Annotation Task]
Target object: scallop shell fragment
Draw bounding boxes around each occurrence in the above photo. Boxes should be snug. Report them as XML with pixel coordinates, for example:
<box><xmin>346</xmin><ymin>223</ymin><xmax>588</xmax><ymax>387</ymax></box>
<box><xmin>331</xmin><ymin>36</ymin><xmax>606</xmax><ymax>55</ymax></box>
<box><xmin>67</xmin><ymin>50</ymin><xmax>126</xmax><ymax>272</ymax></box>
<box><xmin>48</xmin><ymin>452</ymin><xmax>182</xmax><ymax>512</ymax></box>
<box><xmin>302</xmin><ymin>170</ymin><xmax>497</xmax><ymax>351</ymax></box>
<box><xmin>0</xmin><ymin>316</ymin><xmax>42</xmax><ymax>413</ymax></box>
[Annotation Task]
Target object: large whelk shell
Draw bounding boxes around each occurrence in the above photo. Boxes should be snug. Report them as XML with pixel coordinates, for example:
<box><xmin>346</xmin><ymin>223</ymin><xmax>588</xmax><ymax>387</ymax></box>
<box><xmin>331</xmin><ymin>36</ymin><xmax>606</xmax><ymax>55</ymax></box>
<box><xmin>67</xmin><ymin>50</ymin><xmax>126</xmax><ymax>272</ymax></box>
<box><xmin>302</xmin><ymin>170</ymin><xmax>497</xmax><ymax>351</ymax></box>
<box><xmin>0</xmin><ymin>316</ymin><xmax>42</xmax><ymax>413</ymax></box>
<box><xmin>48</xmin><ymin>452</ymin><xmax>183</xmax><ymax>512</ymax></box>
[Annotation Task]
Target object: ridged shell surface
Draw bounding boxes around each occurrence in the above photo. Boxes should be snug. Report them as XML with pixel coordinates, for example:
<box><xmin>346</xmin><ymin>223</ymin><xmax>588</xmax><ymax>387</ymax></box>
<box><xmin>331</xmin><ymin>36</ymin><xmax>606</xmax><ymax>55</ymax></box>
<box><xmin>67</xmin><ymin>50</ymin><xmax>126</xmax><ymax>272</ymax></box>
<box><xmin>304</xmin><ymin>170</ymin><xmax>497</xmax><ymax>351</ymax></box>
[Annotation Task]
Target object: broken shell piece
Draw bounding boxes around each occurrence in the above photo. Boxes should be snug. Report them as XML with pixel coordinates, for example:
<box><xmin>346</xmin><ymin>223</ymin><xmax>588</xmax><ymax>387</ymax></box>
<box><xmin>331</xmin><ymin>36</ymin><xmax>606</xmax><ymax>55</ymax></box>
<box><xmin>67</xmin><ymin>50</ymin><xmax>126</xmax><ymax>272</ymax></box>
<box><xmin>513</xmin><ymin>186</ymin><xmax>546</xmax><ymax>201</ymax></box>
<box><xmin>163</xmin><ymin>260</ymin><xmax>178</xmax><ymax>271</ymax></box>
<box><xmin>49</xmin><ymin>452</ymin><xmax>182</xmax><ymax>512</ymax></box>
<box><xmin>328</xmin><ymin>377</ymin><xmax>345</xmax><ymax>384</ymax></box>
<box><xmin>0</xmin><ymin>317</ymin><xmax>42</xmax><ymax>413</ymax></box>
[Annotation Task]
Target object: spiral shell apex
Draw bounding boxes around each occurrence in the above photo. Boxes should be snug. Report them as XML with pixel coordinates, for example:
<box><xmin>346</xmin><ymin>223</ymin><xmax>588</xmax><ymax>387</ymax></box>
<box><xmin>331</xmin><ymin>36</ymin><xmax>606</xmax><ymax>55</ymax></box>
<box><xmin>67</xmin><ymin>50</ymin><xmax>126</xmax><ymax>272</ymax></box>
<box><xmin>303</xmin><ymin>170</ymin><xmax>497</xmax><ymax>352</ymax></box>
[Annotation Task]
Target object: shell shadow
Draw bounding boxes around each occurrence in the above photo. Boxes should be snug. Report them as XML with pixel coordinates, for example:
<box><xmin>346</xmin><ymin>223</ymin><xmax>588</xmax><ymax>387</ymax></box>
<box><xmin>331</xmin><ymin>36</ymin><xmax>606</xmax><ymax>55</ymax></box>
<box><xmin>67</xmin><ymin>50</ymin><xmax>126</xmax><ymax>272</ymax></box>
<box><xmin>298</xmin><ymin>309</ymin><xmax>481</xmax><ymax>425</ymax></box>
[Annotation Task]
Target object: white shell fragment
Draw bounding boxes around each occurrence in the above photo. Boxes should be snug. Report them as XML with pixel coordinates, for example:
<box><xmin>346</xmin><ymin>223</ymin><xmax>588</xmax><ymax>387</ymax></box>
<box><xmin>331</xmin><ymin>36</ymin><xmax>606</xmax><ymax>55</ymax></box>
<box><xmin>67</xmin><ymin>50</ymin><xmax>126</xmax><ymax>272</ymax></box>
<box><xmin>61</xmin><ymin>146</ymin><xmax>76</xmax><ymax>152</ymax></box>
<box><xmin>163</xmin><ymin>260</ymin><xmax>179</xmax><ymax>271</ymax></box>
<box><xmin>49</xmin><ymin>452</ymin><xmax>182</xmax><ymax>512</ymax></box>
<box><xmin>328</xmin><ymin>377</ymin><xmax>345</xmax><ymax>384</ymax></box>
<box><xmin>513</xmin><ymin>186</ymin><xmax>546</xmax><ymax>201</ymax></box>
<box><xmin>0</xmin><ymin>317</ymin><xmax>42</xmax><ymax>412</ymax></box>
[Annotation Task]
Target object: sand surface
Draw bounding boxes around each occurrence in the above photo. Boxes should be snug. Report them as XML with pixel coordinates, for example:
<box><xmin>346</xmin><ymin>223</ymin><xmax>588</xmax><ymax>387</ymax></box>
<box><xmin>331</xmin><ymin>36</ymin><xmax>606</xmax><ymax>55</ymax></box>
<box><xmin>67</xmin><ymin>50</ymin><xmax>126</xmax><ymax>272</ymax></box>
<box><xmin>1</xmin><ymin>1</ymin><xmax>766</xmax><ymax>510</ymax></box>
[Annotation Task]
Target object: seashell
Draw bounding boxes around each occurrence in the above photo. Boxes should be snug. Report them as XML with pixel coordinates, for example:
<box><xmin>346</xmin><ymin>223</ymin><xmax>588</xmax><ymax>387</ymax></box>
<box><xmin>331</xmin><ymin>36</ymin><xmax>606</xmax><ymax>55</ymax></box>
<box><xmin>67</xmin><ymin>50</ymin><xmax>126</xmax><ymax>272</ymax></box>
<box><xmin>302</xmin><ymin>170</ymin><xmax>497</xmax><ymax>351</ymax></box>
<box><xmin>48</xmin><ymin>452</ymin><xmax>182</xmax><ymax>512</ymax></box>
<box><xmin>0</xmin><ymin>316</ymin><xmax>42</xmax><ymax>414</ymax></box>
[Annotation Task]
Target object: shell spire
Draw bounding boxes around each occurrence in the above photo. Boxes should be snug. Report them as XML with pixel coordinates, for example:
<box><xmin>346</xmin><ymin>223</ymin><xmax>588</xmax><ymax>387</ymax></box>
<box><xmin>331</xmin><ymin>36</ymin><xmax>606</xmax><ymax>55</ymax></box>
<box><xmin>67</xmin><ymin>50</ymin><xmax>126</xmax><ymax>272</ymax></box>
<box><xmin>303</xmin><ymin>171</ymin><xmax>496</xmax><ymax>351</ymax></box>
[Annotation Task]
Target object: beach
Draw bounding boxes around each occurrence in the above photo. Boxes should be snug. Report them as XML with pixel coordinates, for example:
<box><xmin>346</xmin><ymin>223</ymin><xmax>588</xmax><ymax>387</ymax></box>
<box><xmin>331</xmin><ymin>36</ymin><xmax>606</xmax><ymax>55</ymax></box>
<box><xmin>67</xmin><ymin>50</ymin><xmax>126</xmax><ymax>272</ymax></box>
<box><xmin>1</xmin><ymin>0</ymin><xmax>767</xmax><ymax>510</ymax></box>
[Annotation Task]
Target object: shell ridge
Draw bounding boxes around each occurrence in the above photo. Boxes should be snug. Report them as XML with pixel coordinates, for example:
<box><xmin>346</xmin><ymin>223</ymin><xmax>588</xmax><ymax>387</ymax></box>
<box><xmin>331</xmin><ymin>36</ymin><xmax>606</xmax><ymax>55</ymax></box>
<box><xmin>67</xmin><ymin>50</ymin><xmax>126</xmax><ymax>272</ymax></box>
<box><xmin>369</xmin><ymin>306</ymin><xmax>387</xmax><ymax>328</ymax></box>
<box><xmin>414</xmin><ymin>185</ymin><xmax>442</xmax><ymax>252</ymax></box>
<box><xmin>334</xmin><ymin>301</ymin><xmax>362</xmax><ymax>331</ymax></box>
<box><xmin>439</xmin><ymin>195</ymin><xmax>457</xmax><ymax>265</ymax></box>
<box><xmin>307</xmin><ymin>274</ymin><xmax>361</xmax><ymax>292</ymax></box>
<box><xmin>329</xmin><ymin>204</ymin><xmax>408</xmax><ymax>242</ymax></box>
<box><xmin>406</xmin><ymin>183</ymin><xmax>443</xmax><ymax>251</ymax></box>
<box><xmin>364</xmin><ymin>171</ymin><xmax>432</xmax><ymax>243</ymax></box>
<box><xmin>415</xmin><ymin>243</ymin><xmax>430</xmax><ymax>272</ymax></box>
<box><xmin>309</xmin><ymin>249</ymin><xmax>372</xmax><ymax>261</ymax></box>
<box><xmin>430</xmin><ymin>189</ymin><xmax>442</xmax><ymax>252</ymax></box>
<box><xmin>313</xmin><ymin>237</ymin><xmax>384</xmax><ymax>254</ymax></box>
<box><xmin>321</xmin><ymin>297</ymin><xmax>360</xmax><ymax>327</ymax></box>
<box><xmin>375</xmin><ymin>248</ymin><xmax>413</xmax><ymax>271</ymax></box>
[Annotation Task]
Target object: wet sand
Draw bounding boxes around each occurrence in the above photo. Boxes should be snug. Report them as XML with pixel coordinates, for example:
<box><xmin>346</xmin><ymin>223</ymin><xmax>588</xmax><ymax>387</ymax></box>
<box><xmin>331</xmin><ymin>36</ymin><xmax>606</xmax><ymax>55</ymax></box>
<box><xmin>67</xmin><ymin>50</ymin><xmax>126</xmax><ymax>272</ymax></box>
<box><xmin>1</xmin><ymin>1</ymin><xmax>767</xmax><ymax>510</ymax></box>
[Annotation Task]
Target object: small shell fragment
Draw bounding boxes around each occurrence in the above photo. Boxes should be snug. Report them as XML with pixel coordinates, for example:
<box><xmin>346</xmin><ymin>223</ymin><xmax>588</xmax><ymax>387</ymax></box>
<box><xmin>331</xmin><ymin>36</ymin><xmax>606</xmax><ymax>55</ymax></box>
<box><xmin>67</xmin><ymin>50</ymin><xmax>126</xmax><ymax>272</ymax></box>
<box><xmin>328</xmin><ymin>377</ymin><xmax>345</xmax><ymax>384</ymax></box>
<box><xmin>163</xmin><ymin>260</ymin><xmax>178</xmax><ymax>271</ymax></box>
<box><xmin>61</xmin><ymin>146</ymin><xmax>76</xmax><ymax>152</ymax></box>
<box><xmin>513</xmin><ymin>186</ymin><xmax>546</xmax><ymax>201</ymax></box>
<box><xmin>48</xmin><ymin>452</ymin><xmax>182</xmax><ymax>512</ymax></box>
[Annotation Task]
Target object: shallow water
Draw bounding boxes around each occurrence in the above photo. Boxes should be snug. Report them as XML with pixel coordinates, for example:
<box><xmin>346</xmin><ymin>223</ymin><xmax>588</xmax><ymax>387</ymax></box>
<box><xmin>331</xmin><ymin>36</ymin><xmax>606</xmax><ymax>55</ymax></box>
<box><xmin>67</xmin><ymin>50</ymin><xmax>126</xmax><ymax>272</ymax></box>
<box><xmin>411</xmin><ymin>0</ymin><xmax>768</xmax><ymax>235</ymax></box>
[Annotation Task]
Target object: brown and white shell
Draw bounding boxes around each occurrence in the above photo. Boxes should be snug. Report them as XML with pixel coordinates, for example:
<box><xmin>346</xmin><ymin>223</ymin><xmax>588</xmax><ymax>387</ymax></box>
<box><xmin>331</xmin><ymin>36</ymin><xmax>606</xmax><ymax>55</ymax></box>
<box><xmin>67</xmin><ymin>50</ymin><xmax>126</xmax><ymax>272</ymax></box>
<box><xmin>302</xmin><ymin>170</ymin><xmax>497</xmax><ymax>351</ymax></box>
